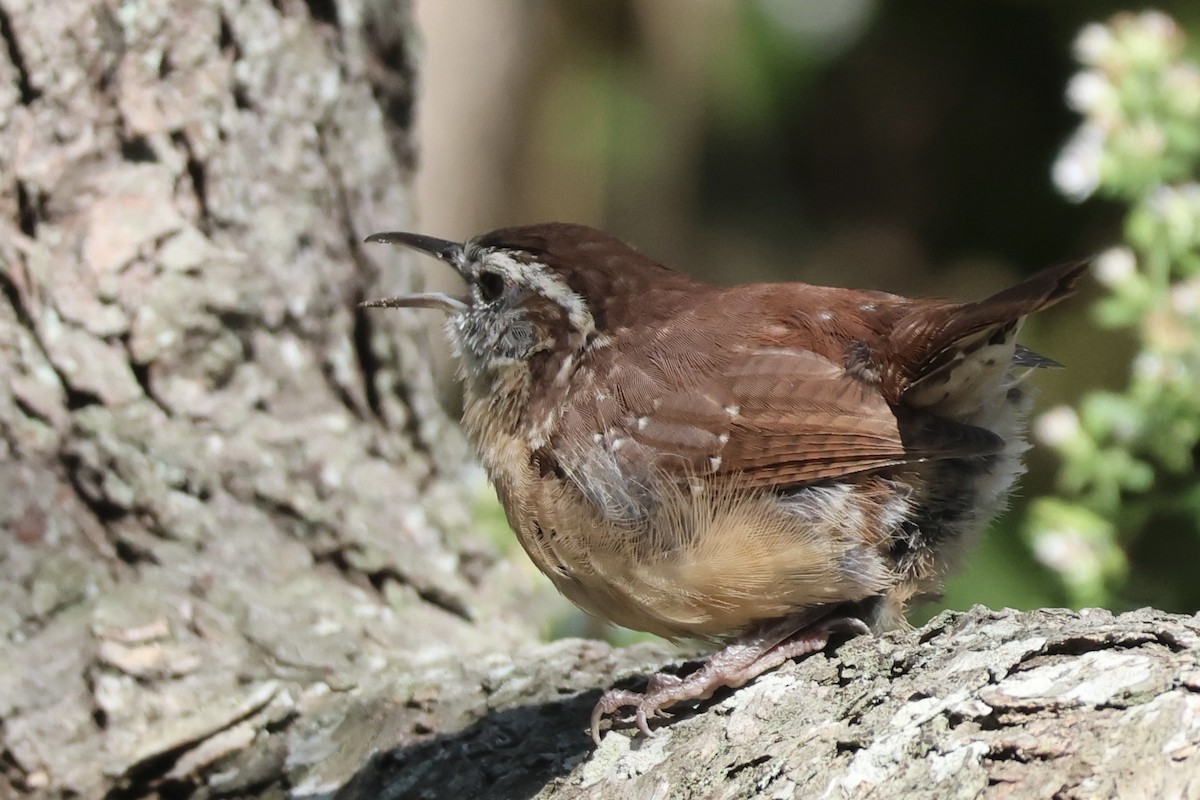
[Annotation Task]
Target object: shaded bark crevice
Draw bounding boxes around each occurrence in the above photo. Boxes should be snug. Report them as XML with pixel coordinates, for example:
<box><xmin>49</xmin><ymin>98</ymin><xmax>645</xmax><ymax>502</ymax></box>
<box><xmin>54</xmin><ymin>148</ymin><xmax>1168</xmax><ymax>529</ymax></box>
<box><xmin>312</xmin><ymin>542</ymin><xmax>475</xmax><ymax>622</ymax></box>
<box><xmin>302</xmin><ymin>0</ymin><xmax>339</xmax><ymax>28</ymax></box>
<box><xmin>362</xmin><ymin>1</ymin><xmax>418</xmax><ymax>172</ymax></box>
<box><xmin>14</xmin><ymin>179</ymin><xmax>38</xmax><ymax>236</ymax></box>
<box><xmin>118</xmin><ymin>136</ymin><xmax>158</xmax><ymax>164</ymax></box>
<box><xmin>171</xmin><ymin>132</ymin><xmax>211</xmax><ymax>232</ymax></box>
<box><xmin>350</xmin><ymin>304</ymin><xmax>385</xmax><ymax>418</ymax></box>
<box><xmin>0</xmin><ymin>267</ymin><xmax>28</xmax><ymax>332</ymax></box>
<box><xmin>0</xmin><ymin>3</ymin><xmax>39</xmax><ymax>104</ymax></box>
<box><xmin>313</xmin><ymin>119</ymin><xmax>387</xmax><ymax>423</ymax></box>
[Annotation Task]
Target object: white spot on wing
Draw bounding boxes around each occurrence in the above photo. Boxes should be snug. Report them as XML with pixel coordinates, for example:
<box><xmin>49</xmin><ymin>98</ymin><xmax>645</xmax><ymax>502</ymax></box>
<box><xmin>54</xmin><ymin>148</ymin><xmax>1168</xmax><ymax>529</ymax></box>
<box><xmin>554</xmin><ymin>354</ymin><xmax>575</xmax><ymax>385</ymax></box>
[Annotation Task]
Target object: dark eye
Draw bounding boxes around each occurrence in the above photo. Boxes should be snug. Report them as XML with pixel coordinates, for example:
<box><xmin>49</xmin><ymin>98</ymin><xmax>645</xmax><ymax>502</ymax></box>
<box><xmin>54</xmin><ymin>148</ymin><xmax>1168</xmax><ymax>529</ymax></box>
<box><xmin>478</xmin><ymin>271</ymin><xmax>504</xmax><ymax>302</ymax></box>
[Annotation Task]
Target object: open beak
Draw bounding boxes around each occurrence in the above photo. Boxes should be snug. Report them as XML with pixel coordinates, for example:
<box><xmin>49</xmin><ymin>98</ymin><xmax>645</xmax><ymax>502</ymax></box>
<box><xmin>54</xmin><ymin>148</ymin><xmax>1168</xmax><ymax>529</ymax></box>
<box><xmin>359</xmin><ymin>231</ymin><xmax>469</xmax><ymax>314</ymax></box>
<box><xmin>359</xmin><ymin>292</ymin><xmax>469</xmax><ymax>313</ymax></box>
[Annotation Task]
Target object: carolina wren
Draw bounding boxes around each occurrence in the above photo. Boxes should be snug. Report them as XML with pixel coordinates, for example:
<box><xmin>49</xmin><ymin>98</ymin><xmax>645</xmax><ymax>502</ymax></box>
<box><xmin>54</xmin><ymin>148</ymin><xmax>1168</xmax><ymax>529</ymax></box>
<box><xmin>361</xmin><ymin>223</ymin><xmax>1084</xmax><ymax>742</ymax></box>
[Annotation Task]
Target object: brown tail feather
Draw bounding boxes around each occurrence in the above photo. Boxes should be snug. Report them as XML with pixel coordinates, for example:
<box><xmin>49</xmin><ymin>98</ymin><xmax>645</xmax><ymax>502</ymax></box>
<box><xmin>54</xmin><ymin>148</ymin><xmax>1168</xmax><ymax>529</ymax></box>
<box><xmin>970</xmin><ymin>259</ymin><xmax>1088</xmax><ymax>317</ymax></box>
<box><xmin>897</xmin><ymin>259</ymin><xmax>1088</xmax><ymax>401</ymax></box>
<box><xmin>927</xmin><ymin>260</ymin><xmax>1088</xmax><ymax>351</ymax></box>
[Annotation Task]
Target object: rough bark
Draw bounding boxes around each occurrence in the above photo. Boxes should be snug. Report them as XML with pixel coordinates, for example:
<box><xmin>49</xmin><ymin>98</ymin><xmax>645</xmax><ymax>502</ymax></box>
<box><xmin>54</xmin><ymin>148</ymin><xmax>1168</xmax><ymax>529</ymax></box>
<box><xmin>0</xmin><ymin>0</ymin><xmax>536</xmax><ymax>797</ymax></box>
<box><xmin>3</xmin><ymin>3</ymin><xmax>1200</xmax><ymax>800</ymax></box>
<box><xmin>327</xmin><ymin>606</ymin><xmax>1200</xmax><ymax>800</ymax></box>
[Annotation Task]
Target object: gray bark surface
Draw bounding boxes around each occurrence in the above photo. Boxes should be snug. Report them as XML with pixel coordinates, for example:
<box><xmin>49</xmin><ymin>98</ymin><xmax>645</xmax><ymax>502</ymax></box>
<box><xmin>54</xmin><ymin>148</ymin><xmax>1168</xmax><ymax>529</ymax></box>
<box><xmin>3</xmin><ymin>2</ymin><xmax>1200</xmax><ymax>800</ymax></box>
<box><xmin>257</xmin><ymin>606</ymin><xmax>1200</xmax><ymax>800</ymax></box>
<box><xmin>0</xmin><ymin>0</ymin><xmax>537</xmax><ymax>796</ymax></box>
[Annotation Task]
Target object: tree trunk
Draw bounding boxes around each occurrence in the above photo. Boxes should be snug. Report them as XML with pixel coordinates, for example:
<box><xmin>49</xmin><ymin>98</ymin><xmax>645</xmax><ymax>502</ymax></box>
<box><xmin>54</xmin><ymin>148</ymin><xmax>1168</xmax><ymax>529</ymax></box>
<box><xmin>0</xmin><ymin>0</ymin><xmax>536</xmax><ymax>796</ymax></box>
<box><xmin>3</xmin><ymin>3</ymin><xmax>1200</xmax><ymax>800</ymax></box>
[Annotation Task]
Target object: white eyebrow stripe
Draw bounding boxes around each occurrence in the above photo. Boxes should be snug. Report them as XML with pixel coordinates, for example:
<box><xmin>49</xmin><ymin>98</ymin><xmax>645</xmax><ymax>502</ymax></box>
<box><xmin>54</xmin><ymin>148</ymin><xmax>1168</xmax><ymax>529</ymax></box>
<box><xmin>480</xmin><ymin>249</ymin><xmax>596</xmax><ymax>337</ymax></box>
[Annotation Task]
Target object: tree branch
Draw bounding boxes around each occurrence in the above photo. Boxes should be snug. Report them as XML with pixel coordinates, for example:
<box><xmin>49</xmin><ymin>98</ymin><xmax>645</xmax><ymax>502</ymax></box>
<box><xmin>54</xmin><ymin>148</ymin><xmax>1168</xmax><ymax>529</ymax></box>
<box><xmin>284</xmin><ymin>606</ymin><xmax>1200</xmax><ymax>800</ymax></box>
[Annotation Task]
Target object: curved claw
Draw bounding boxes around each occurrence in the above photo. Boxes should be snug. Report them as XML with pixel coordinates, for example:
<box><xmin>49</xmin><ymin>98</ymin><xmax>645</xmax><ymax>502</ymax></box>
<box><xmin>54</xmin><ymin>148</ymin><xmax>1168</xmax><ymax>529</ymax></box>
<box><xmin>591</xmin><ymin>689</ymin><xmax>642</xmax><ymax>744</ymax></box>
<box><xmin>590</xmin><ymin>704</ymin><xmax>605</xmax><ymax>745</ymax></box>
<box><xmin>829</xmin><ymin>617</ymin><xmax>871</xmax><ymax>637</ymax></box>
<box><xmin>635</xmin><ymin>709</ymin><xmax>654</xmax><ymax>738</ymax></box>
<box><xmin>590</xmin><ymin>687</ymin><xmax>670</xmax><ymax>744</ymax></box>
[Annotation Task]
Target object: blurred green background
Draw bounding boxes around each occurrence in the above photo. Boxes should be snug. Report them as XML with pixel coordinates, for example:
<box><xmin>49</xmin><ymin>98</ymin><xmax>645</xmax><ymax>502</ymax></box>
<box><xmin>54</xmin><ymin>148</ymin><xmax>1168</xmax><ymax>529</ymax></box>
<box><xmin>413</xmin><ymin>1</ymin><xmax>1200</xmax><ymax>641</ymax></box>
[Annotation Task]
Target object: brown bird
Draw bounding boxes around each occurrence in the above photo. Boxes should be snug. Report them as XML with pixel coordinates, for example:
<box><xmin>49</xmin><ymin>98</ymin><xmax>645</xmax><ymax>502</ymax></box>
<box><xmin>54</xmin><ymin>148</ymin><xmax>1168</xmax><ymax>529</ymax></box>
<box><xmin>360</xmin><ymin>223</ymin><xmax>1084</xmax><ymax>743</ymax></box>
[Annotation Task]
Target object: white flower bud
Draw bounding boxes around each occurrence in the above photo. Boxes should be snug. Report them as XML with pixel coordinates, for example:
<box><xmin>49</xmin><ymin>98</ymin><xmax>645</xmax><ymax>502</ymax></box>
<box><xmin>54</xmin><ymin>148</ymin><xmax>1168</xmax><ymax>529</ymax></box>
<box><xmin>1033</xmin><ymin>527</ymin><xmax>1098</xmax><ymax>580</ymax></box>
<box><xmin>1036</xmin><ymin>406</ymin><xmax>1082</xmax><ymax>448</ymax></box>
<box><xmin>1053</xmin><ymin>125</ymin><xmax>1105</xmax><ymax>201</ymax></box>
<box><xmin>1169</xmin><ymin>278</ymin><xmax>1200</xmax><ymax>317</ymax></box>
<box><xmin>1132</xmin><ymin>352</ymin><xmax>1166</xmax><ymax>382</ymax></box>
<box><xmin>1074</xmin><ymin>23</ymin><xmax>1115</xmax><ymax>67</ymax></box>
<box><xmin>1092</xmin><ymin>247</ymin><xmax>1137</xmax><ymax>288</ymax></box>
<box><xmin>1066</xmin><ymin>70</ymin><xmax>1116</xmax><ymax>115</ymax></box>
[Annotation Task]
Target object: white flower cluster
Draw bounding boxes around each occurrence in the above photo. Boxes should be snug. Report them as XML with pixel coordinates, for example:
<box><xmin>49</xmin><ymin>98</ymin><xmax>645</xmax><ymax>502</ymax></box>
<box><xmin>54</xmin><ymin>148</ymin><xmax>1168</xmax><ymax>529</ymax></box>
<box><xmin>1032</xmin><ymin>11</ymin><xmax>1200</xmax><ymax>604</ymax></box>
<box><xmin>1053</xmin><ymin>12</ymin><xmax>1200</xmax><ymax>202</ymax></box>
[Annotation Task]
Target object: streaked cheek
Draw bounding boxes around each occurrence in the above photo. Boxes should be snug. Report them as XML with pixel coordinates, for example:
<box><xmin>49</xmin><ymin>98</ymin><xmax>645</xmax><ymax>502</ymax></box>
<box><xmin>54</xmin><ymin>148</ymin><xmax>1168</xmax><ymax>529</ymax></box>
<box><xmin>498</xmin><ymin>319</ymin><xmax>535</xmax><ymax>358</ymax></box>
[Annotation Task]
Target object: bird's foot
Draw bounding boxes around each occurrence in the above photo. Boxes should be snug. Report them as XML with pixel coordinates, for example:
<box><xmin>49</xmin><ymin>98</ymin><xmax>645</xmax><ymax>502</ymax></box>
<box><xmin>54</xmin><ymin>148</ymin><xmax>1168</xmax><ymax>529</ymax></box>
<box><xmin>590</xmin><ymin>613</ymin><xmax>869</xmax><ymax>744</ymax></box>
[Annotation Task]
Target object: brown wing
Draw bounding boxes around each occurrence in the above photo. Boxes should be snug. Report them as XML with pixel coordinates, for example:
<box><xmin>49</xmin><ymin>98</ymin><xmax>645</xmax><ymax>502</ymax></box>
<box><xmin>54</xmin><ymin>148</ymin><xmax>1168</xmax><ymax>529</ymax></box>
<box><xmin>722</xmin><ymin>349</ymin><xmax>1003</xmax><ymax>485</ymax></box>
<box><xmin>585</xmin><ymin>346</ymin><xmax>1001</xmax><ymax>490</ymax></box>
<box><xmin>711</xmin><ymin>348</ymin><xmax>911</xmax><ymax>484</ymax></box>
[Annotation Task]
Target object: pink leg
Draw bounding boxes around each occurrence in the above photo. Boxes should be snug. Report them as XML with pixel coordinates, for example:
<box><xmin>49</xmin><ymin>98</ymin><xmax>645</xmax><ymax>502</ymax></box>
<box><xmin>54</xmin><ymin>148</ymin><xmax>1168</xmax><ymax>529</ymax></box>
<box><xmin>591</xmin><ymin>614</ymin><xmax>870</xmax><ymax>743</ymax></box>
